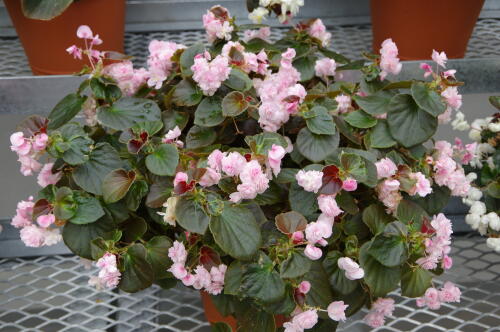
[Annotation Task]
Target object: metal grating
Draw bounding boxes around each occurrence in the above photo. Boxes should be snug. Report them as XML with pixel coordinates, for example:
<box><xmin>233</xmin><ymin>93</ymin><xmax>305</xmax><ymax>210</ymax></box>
<box><xmin>1</xmin><ymin>234</ymin><xmax>500</xmax><ymax>332</ymax></box>
<box><xmin>1</xmin><ymin>18</ymin><xmax>500</xmax><ymax>77</ymax></box>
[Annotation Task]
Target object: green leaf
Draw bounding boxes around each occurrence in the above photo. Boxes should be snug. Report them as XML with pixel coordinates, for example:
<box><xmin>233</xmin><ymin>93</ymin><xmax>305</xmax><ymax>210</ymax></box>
<box><xmin>47</xmin><ymin>93</ymin><xmax>86</xmax><ymax>130</ymax></box>
<box><xmin>62</xmin><ymin>214</ymin><xmax>115</xmax><ymax>259</ymax></box>
<box><xmin>289</xmin><ymin>182</ymin><xmax>319</xmax><ymax>216</ymax></box>
<box><xmin>162</xmin><ymin>110</ymin><xmax>190</xmax><ymax>131</ymax></box>
<box><xmin>387</xmin><ymin>94</ymin><xmax>438</xmax><ymax>147</ymax></box>
<box><xmin>293</xmin><ymin>56</ymin><xmax>316</xmax><ymax>82</ymax></box>
<box><xmin>145</xmin><ymin>144</ymin><xmax>179</xmax><ymax>176</ymax></box>
<box><xmin>489</xmin><ymin>96</ymin><xmax>500</xmax><ymax>110</ymax></box>
<box><xmin>305</xmin><ymin>106</ymin><xmax>336</xmax><ymax>135</ymax></box>
<box><xmin>22</xmin><ymin>0</ymin><xmax>73</xmax><ymax>20</ymax></box>
<box><xmin>145</xmin><ymin>236</ymin><xmax>173</xmax><ymax>279</ymax></box>
<box><xmin>336</xmin><ymin>191</ymin><xmax>359</xmax><ymax>215</ymax></box>
<box><xmin>408</xmin><ymin>185</ymin><xmax>451</xmax><ymax>215</ymax></box>
<box><xmin>275</xmin><ymin>168</ymin><xmax>299</xmax><ymax>184</ymax></box>
<box><xmin>222</xmin><ymin>91</ymin><xmax>249</xmax><ymax>117</ymax></box>
<box><xmin>244</xmin><ymin>132</ymin><xmax>287</xmax><ymax>155</ymax></box>
<box><xmin>241</xmin><ymin>253</ymin><xmax>285</xmax><ymax>303</ymax></box>
<box><xmin>175</xmin><ymin>196</ymin><xmax>210</xmax><ymax>234</ymax></box>
<box><xmin>97</xmin><ymin>98</ymin><xmax>161</xmax><ymax>131</ymax></box>
<box><xmin>124</xmin><ymin>180</ymin><xmax>148</xmax><ymax>211</ymax></box>
<box><xmin>56</xmin><ymin>123</ymin><xmax>93</xmax><ymax>165</ymax></box>
<box><xmin>411</xmin><ymin>82</ymin><xmax>446</xmax><ymax>117</ymax></box>
<box><xmin>73</xmin><ymin>143</ymin><xmax>124</xmax><ymax>195</ymax></box>
<box><xmin>359</xmin><ymin>242</ymin><xmax>400</xmax><ymax>297</ymax></box>
<box><xmin>224</xmin><ymin>68</ymin><xmax>253</xmax><ymax>91</ymax></box>
<box><xmin>362</xmin><ymin>204</ymin><xmax>393</xmax><ymax>235</ymax></box>
<box><xmin>131</xmin><ymin>121</ymin><xmax>163</xmax><ymax>136</ymax></box>
<box><xmin>102</xmin><ymin>169</ymin><xmax>136</xmax><ymax>204</ymax></box>
<box><xmin>121</xmin><ymin>217</ymin><xmax>148</xmax><ymax>243</ymax></box>
<box><xmin>396</xmin><ymin>199</ymin><xmax>428</xmax><ymax>228</ymax></box>
<box><xmin>401</xmin><ymin>266</ymin><xmax>432</xmax><ymax>298</ymax></box>
<box><xmin>236</xmin><ymin>306</ymin><xmax>276</xmax><ymax>332</ymax></box>
<box><xmin>296</xmin><ymin>127</ymin><xmax>339</xmax><ymax>163</ymax></box>
<box><xmin>254</xmin><ymin>181</ymin><xmax>284</xmax><ymax>206</ymax></box>
<box><xmin>280</xmin><ymin>250</ymin><xmax>312</xmax><ymax>278</ymax></box>
<box><xmin>319</xmin><ymin>47</ymin><xmax>350</xmax><ymax>64</ymax></box>
<box><xmin>369</xmin><ymin>120</ymin><xmax>397</xmax><ymax>148</ymax></box>
<box><xmin>368</xmin><ymin>224</ymin><xmax>407</xmax><ymax>267</ymax></box>
<box><xmin>194</xmin><ymin>97</ymin><xmax>225</xmax><ymax>127</ymax></box>
<box><xmin>487</xmin><ymin>181</ymin><xmax>500</xmax><ymax>199</ymax></box>
<box><xmin>353</xmin><ymin>92</ymin><xmax>392</xmax><ymax>116</ymax></box>
<box><xmin>340</xmin><ymin>153</ymin><xmax>368</xmax><ymax>182</ymax></box>
<box><xmin>53</xmin><ymin>187</ymin><xmax>76</xmax><ymax>220</ymax></box>
<box><xmin>70</xmin><ymin>192</ymin><xmax>105</xmax><ymax>225</ymax></box>
<box><xmin>224</xmin><ymin>261</ymin><xmax>244</xmax><ymax>295</ymax></box>
<box><xmin>186</xmin><ymin>125</ymin><xmax>216</xmax><ymax>149</ymax></box>
<box><xmin>180</xmin><ymin>43</ymin><xmax>205</xmax><ymax>76</ymax></box>
<box><xmin>172</xmin><ymin>79</ymin><xmax>203</xmax><ymax>106</ymax></box>
<box><xmin>305</xmin><ymin>262</ymin><xmax>334</xmax><ymax>312</ymax></box>
<box><xmin>344</xmin><ymin>110</ymin><xmax>377</xmax><ymax>128</ymax></box>
<box><xmin>322</xmin><ymin>251</ymin><xmax>359</xmax><ymax>295</ymax></box>
<box><xmin>211</xmin><ymin>322</ymin><xmax>232</xmax><ymax>332</ymax></box>
<box><xmin>120</xmin><ymin>244</ymin><xmax>154</xmax><ymax>293</ymax></box>
<box><xmin>210</xmin><ymin>203</ymin><xmax>261</xmax><ymax>260</ymax></box>
<box><xmin>275</xmin><ymin>210</ymin><xmax>308</xmax><ymax>234</ymax></box>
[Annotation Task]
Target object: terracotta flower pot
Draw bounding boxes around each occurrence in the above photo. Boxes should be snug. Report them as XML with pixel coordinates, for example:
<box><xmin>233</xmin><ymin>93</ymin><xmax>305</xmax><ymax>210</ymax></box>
<box><xmin>201</xmin><ymin>292</ymin><xmax>287</xmax><ymax>330</ymax></box>
<box><xmin>370</xmin><ymin>0</ymin><xmax>485</xmax><ymax>60</ymax></box>
<box><xmin>4</xmin><ymin>0</ymin><xmax>125</xmax><ymax>75</ymax></box>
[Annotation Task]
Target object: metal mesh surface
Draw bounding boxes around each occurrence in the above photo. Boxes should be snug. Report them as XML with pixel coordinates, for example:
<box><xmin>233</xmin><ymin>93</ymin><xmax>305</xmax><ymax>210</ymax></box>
<box><xmin>1</xmin><ymin>234</ymin><xmax>500</xmax><ymax>332</ymax></box>
<box><xmin>1</xmin><ymin>18</ymin><xmax>500</xmax><ymax>77</ymax></box>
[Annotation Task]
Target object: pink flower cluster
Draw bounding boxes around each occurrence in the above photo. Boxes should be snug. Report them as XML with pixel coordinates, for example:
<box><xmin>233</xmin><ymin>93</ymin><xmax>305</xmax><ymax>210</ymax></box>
<box><xmin>221</xmin><ymin>42</ymin><xmax>268</xmax><ymax>75</ymax></box>
<box><xmin>416</xmin><ymin>282</ymin><xmax>461</xmax><ymax>310</ymax></box>
<box><xmin>88</xmin><ymin>252</ymin><xmax>121</xmax><ymax>289</ymax></box>
<box><xmin>203</xmin><ymin>6</ymin><xmax>234</xmax><ymax>43</ymax></box>
<box><xmin>162</xmin><ymin>126</ymin><xmax>184</xmax><ymax>148</ymax></box>
<box><xmin>283</xmin><ymin>309</ymin><xmax>318</xmax><ymax>332</ymax></box>
<box><xmin>167</xmin><ymin>241</ymin><xmax>227</xmax><ymax>295</ymax></box>
<box><xmin>453</xmin><ymin>138</ymin><xmax>477</xmax><ymax>166</ymax></box>
<box><xmin>147</xmin><ymin>40</ymin><xmax>185</xmax><ymax>89</ymax></box>
<box><xmin>103</xmin><ymin>61</ymin><xmax>149</xmax><ymax>96</ymax></box>
<box><xmin>255</xmin><ymin>48</ymin><xmax>305</xmax><ymax>132</ymax></box>
<box><xmin>375</xmin><ymin>158</ymin><xmax>432</xmax><ymax>213</ymax></box>
<box><xmin>314</xmin><ymin>58</ymin><xmax>337</xmax><ymax>80</ymax></box>
<box><xmin>37</xmin><ymin>163</ymin><xmax>63</xmax><ymax>188</ymax></box>
<box><xmin>416</xmin><ymin>213</ymin><xmax>453</xmax><ymax>270</ymax></box>
<box><xmin>191</xmin><ymin>52</ymin><xmax>231</xmax><ymax>96</ymax></box>
<box><xmin>379</xmin><ymin>39</ymin><xmax>402</xmax><ymax>80</ymax></box>
<box><xmin>243</xmin><ymin>27</ymin><xmax>271</xmax><ymax>43</ymax></box>
<box><xmin>432</xmin><ymin>141</ymin><xmax>471</xmax><ymax>196</ymax></box>
<box><xmin>364</xmin><ymin>298</ymin><xmax>395</xmax><ymax>328</ymax></box>
<box><xmin>66</xmin><ymin>25</ymin><xmax>102</xmax><ymax>61</ymax></box>
<box><xmin>307</xmin><ymin>19</ymin><xmax>331</xmax><ymax>47</ymax></box>
<box><xmin>337</xmin><ymin>257</ymin><xmax>364</xmax><ymax>280</ymax></box>
<box><xmin>441</xmin><ymin>86</ymin><xmax>462</xmax><ymax>111</ymax></box>
<box><xmin>10</xmin><ymin>131</ymin><xmax>49</xmax><ymax>176</ymax></box>
<box><xmin>335</xmin><ymin>95</ymin><xmax>351</xmax><ymax>113</ymax></box>
<box><xmin>296</xmin><ymin>170</ymin><xmax>323</xmax><ymax>193</ymax></box>
<box><xmin>12</xmin><ymin>199</ymin><xmax>61</xmax><ymax>248</ymax></box>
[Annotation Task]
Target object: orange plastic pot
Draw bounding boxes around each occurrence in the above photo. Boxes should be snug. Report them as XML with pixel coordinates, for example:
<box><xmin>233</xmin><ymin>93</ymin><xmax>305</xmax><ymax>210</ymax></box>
<box><xmin>4</xmin><ymin>0</ymin><xmax>125</xmax><ymax>75</ymax></box>
<box><xmin>370</xmin><ymin>0</ymin><xmax>484</xmax><ymax>60</ymax></box>
<box><xmin>201</xmin><ymin>292</ymin><xmax>287</xmax><ymax>330</ymax></box>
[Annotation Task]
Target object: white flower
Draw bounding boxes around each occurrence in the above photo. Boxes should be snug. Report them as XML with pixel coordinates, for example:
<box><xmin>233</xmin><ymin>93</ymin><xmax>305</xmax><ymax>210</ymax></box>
<box><xmin>478</xmin><ymin>143</ymin><xmax>495</xmax><ymax>155</ymax></box>
<box><xmin>248</xmin><ymin>7</ymin><xmax>269</xmax><ymax>23</ymax></box>
<box><xmin>451</xmin><ymin>111</ymin><xmax>469</xmax><ymax>131</ymax></box>
<box><xmin>466</xmin><ymin>173</ymin><xmax>477</xmax><ymax>182</ymax></box>
<box><xmin>465</xmin><ymin>213</ymin><xmax>481</xmax><ymax>229</ymax></box>
<box><xmin>467</xmin><ymin>187</ymin><xmax>483</xmax><ymax>201</ymax></box>
<box><xmin>157</xmin><ymin>196</ymin><xmax>179</xmax><ymax>226</ymax></box>
<box><xmin>487</xmin><ymin>156</ymin><xmax>495</xmax><ymax>169</ymax></box>
<box><xmin>470</xmin><ymin>201</ymin><xmax>486</xmax><ymax>215</ymax></box>
<box><xmin>259</xmin><ymin>0</ymin><xmax>271</xmax><ymax>6</ymax></box>
<box><xmin>488</xmin><ymin>122</ymin><xmax>500</xmax><ymax>132</ymax></box>
<box><xmin>486</xmin><ymin>238</ymin><xmax>500</xmax><ymax>252</ymax></box>
<box><xmin>486</xmin><ymin>212</ymin><xmax>500</xmax><ymax>231</ymax></box>
<box><xmin>469</xmin><ymin>129</ymin><xmax>482</xmax><ymax>142</ymax></box>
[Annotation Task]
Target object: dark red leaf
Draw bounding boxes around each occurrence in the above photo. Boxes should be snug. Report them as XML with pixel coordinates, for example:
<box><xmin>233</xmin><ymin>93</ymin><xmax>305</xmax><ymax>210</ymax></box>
<box><xmin>17</xmin><ymin>115</ymin><xmax>48</xmax><ymax>137</ymax></box>
<box><xmin>33</xmin><ymin>199</ymin><xmax>52</xmax><ymax>220</ymax></box>
<box><xmin>187</xmin><ymin>168</ymin><xmax>207</xmax><ymax>182</ymax></box>
<box><xmin>128</xmin><ymin>139</ymin><xmax>145</xmax><ymax>154</ymax></box>
<box><xmin>174</xmin><ymin>180</ymin><xmax>196</xmax><ymax>195</ymax></box>
<box><xmin>199</xmin><ymin>246</ymin><xmax>222</xmax><ymax>270</ymax></box>
<box><xmin>139</xmin><ymin>131</ymin><xmax>149</xmax><ymax>142</ymax></box>
<box><xmin>319</xmin><ymin>165</ymin><xmax>343</xmax><ymax>195</ymax></box>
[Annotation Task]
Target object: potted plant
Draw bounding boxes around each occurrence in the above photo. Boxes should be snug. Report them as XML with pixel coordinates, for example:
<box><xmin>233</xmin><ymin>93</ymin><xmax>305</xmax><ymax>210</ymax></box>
<box><xmin>370</xmin><ymin>0</ymin><xmax>485</xmax><ymax>60</ymax></box>
<box><xmin>4</xmin><ymin>0</ymin><xmax>125</xmax><ymax>75</ymax></box>
<box><xmin>10</xmin><ymin>2</ymin><xmax>470</xmax><ymax>330</ymax></box>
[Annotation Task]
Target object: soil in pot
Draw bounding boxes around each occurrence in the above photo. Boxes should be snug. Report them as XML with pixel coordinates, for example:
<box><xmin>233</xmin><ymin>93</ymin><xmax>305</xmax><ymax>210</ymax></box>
<box><xmin>4</xmin><ymin>0</ymin><xmax>125</xmax><ymax>75</ymax></box>
<box><xmin>370</xmin><ymin>0</ymin><xmax>485</xmax><ymax>60</ymax></box>
<box><xmin>201</xmin><ymin>291</ymin><xmax>287</xmax><ymax>330</ymax></box>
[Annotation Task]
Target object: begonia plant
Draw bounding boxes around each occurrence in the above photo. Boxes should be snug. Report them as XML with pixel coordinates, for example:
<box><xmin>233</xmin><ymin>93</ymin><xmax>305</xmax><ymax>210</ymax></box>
<box><xmin>10</xmin><ymin>3</ymin><xmax>469</xmax><ymax>331</ymax></box>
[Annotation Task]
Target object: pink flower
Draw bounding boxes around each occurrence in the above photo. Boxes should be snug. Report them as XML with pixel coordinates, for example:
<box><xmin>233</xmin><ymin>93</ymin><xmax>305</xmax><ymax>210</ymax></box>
<box><xmin>372</xmin><ymin>298</ymin><xmax>395</xmax><ymax>316</ymax></box>
<box><xmin>307</xmin><ymin>19</ymin><xmax>331</xmax><ymax>47</ymax></box>
<box><xmin>32</xmin><ymin>133</ymin><xmax>48</xmax><ymax>151</ymax></box>
<box><xmin>103</xmin><ymin>61</ymin><xmax>148</xmax><ymax>96</ymax></box>
<box><xmin>10</xmin><ymin>132</ymin><xmax>31</xmax><ymax>156</ymax></box>
<box><xmin>293</xmin><ymin>309</ymin><xmax>318</xmax><ymax>330</ymax></box>
<box><xmin>11</xmin><ymin>197</ymin><xmax>34</xmax><ymax>228</ymax></box>
<box><xmin>298</xmin><ymin>281</ymin><xmax>311</xmax><ymax>294</ymax></box>
<box><xmin>238</xmin><ymin>160</ymin><xmax>269</xmax><ymax>193</ymax></box>
<box><xmin>20</xmin><ymin>225</ymin><xmax>46</xmax><ymax>247</ymax></box>
<box><xmin>192</xmin><ymin>265</ymin><xmax>212</xmax><ymax>290</ymax></box>
<box><xmin>182</xmin><ymin>274</ymin><xmax>196</xmax><ymax>286</ymax></box>
<box><xmin>18</xmin><ymin>155</ymin><xmax>42</xmax><ymax>176</ymax></box>
<box><xmin>327</xmin><ymin>301</ymin><xmax>349</xmax><ymax>322</ymax></box>
<box><xmin>432</xmin><ymin>49</ymin><xmax>447</xmax><ymax>68</ymax></box>
<box><xmin>221</xmin><ymin>152</ymin><xmax>247</xmax><ymax>177</ymax></box>
<box><xmin>335</xmin><ymin>95</ymin><xmax>351</xmax><ymax>113</ymax></box>
<box><xmin>408</xmin><ymin>172</ymin><xmax>432</xmax><ymax>197</ymax></box>
<box><xmin>441</xmin><ymin>86</ymin><xmax>462</xmax><ymax>110</ymax></box>
<box><xmin>315</xmin><ymin>58</ymin><xmax>337</xmax><ymax>78</ymax></box>
<box><xmin>168</xmin><ymin>241</ymin><xmax>188</xmax><ymax>264</ymax></box>
<box><xmin>295</xmin><ymin>170</ymin><xmax>323</xmax><ymax>193</ymax></box>
<box><xmin>93</xmin><ymin>252</ymin><xmax>121</xmax><ymax>289</ymax></box>
<box><xmin>199</xmin><ymin>168</ymin><xmax>221</xmax><ymax>187</ymax></box>
<box><xmin>364</xmin><ymin>312</ymin><xmax>385</xmax><ymax>328</ymax></box>
<box><xmin>37</xmin><ymin>163</ymin><xmax>62</xmax><ymax>187</ymax></box>
<box><xmin>438</xmin><ymin>281</ymin><xmax>461</xmax><ymax>303</ymax></box>
<box><xmin>191</xmin><ymin>53</ymin><xmax>231</xmax><ymax>96</ymax></box>
<box><xmin>337</xmin><ymin>257</ymin><xmax>364</xmax><ymax>280</ymax></box>
<box><xmin>66</xmin><ymin>45</ymin><xmax>82</xmax><ymax>60</ymax></box>
<box><xmin>342</xmin><ymin>178</ymin><xmax>357</xmax><ymax>191</ymax></box>
<box><xmin>207</xmin><ymin>149</ymin><xmax>225</xmax><ymax>171</ymax></box>
<box><xmin>420</xmin><ymin>63</ymin><xmax>433</xmax><ymax>78</ymax></box>
<box><xmin>283</xmin><ymin>321</ymin><xmax>302</xmax><ymax>332</ymax></box>
<box><xmin>36</xmin><ymin>214</ymin><xmax>55</xmax><ymax>228</ymax></box>
<box><xmin>379</xmin><ymin>39</ymin><xmax>402</xmax><ymax>80</ymax></box>
<box><xmin>304</xmin><ymin>244</ymin><xmax>323</xmax><ymax>260</ymax></box>
<box><xmin>169</xmin><ymin>263</ymin><xmax>188</xmax><ymax>279</ymax></box>
<box><xmin>243</xmin><ymin>27</ymin><xmax>271</xmax><ymax>43</ymax></box>
<box><xmin>162</xmin><ymin>126</ymin><xmax>182</xmax><ymax>145</ymax></box>
<box><xmin>203</xmin><ymin>7</ymin><xmax>234</xmax><ymax>43</ymax></box>
<box><xmin>317</xmin><ymin>195</ymin><xmax>343</xmax><ymax>217</ymax></box>
<box><xmin>305</xmin><ymin>221</ymin><xmax>332</xmax><ymax>244</ymax></box>
<box><xmin>417</xmin><ymin>287</ymin><xmax>441</xmax><ymax>310</ymax></box>
<box><xmin>268</xmin><ymin>144</ymin><xmax>286</xmax><ymax>176</ymax></box>
<box><xmin>443</xmin><ymin>69</ymin><xmax>456</xmax><ymax>79</ymax></box>
<box><xmin>291</xmin><ymin>231</ymin><xmax>305</xmax><ymax>243</ymax></box>
<box><xmin>375</xmin><ymin>158</ymin><xmax>397</xmax><ymax>179</ymax></box>
<box><xmin>77</xmin><ymin>25</ymin><xmax>93</xmax><ymax>39</ymax></box>
<box><xmin>442</xmin><ymin>255</ymin><xmax>453</xmax><ymax>270</ymax></box>
<box><xmin>173</xmin><ymin>172</ymin><xmax>188</xmax><ymax>187</ymax></box>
